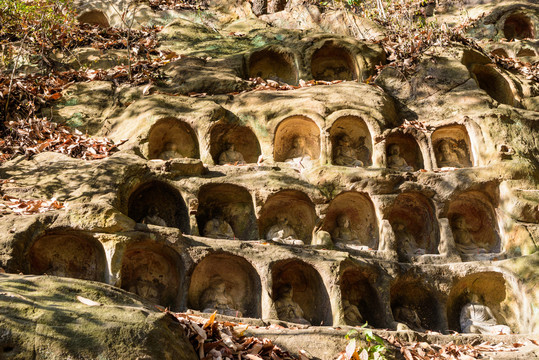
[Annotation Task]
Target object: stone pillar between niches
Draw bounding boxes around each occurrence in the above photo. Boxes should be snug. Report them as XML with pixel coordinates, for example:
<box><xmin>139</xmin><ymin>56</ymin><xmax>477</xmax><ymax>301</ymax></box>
<box><xmin>101</xmin><ymin>238</ymin><xmax>126</xmax><ymax>286</ymax></box>
<box><xmin>379</xmin><ymin>219</ymin><xmax>398</xmax><ymax>260</ymax></box>
<box><xmin>438</xmin><ymin>218</ymin><xmax>457</xmax><ymax>257</ymax></box>
<box><xmin>188</xmin><ymin>198</ymin><xmax>200</xmax><ymax>236</ymax></box>
<box><xmin>376</xmin><ymin>139</ymin><xmax>387</xmax><ymax>168</ymax></box>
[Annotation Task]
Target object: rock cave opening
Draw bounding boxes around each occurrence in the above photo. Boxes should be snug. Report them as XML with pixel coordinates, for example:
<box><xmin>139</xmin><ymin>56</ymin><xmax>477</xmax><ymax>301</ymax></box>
<box><xmin>196</xmin><ymin>183</ymin><xmax>258</xmax><ymax>240</ymax></box>
<box><xmin>273</xmin><ymin>116</ymin><xmax>320</xmax><ymax>162</ymax></box>
<box><xmin>432</xmin><ymin>124</ymin><xmax>473</xmax><ymax>168</ymax></box>
<box><xmin>187</xmin><ymin>253</ymin><xmax>261</xmax><ymax>318</ymax></box>
<box><xmin>28</xmin><ymin>233</ymin><xmax>107</xmax><ymax>282</ymax></box>
<box><xmin>385</xmin><ymin>132</ymin><xmax>424</xmax><ymax>171</ymax></box>
<box><xmin>322</xmin><ymin>191</ymin><xmax>379</xmax><ymax>250</ymax></box>
<box><xmin>340</xmin><ymin>267</ymin><xmax>384</xmax><ymax>327</ymax></box>
<box><xmin>259</xmin><ymin>189</ymin><xmax>317</xmax><ymax>244</ymax></box>
<box><xmin>503</xmin><ymin>13</ymin><xmax>535</xmax><ymax>41</ymax></box>
<box><xmin>448</xmin><ymin>191</ymin><xmax>501</xmax><ymax>258</ymax></box>
<box><xmin>388</xmin><ymin>192</ymin><xmax>439</xmax><ymax>261</ymax></box>
<box><xmin>446</xmin><ymin>271</ymin><xmax>519</xmax><ymax>333</ymax></box>
<box><xmin>310</xmin><ymin>41</ymin><xmax>357</xmax><ymax>81</ymax></box>
<box><xmin>127</xmin><ymin>180</ymin><xmax>190</xmax><ymax>233</ymax></box>
<box><xmin>470</xmin><ymin>64</ymin><xmax>515</xmax><ymax>106</ymax></box>
<box><xmin>248</xmin><ymin>48</ymin><xmax>298</xmax><ymax>85</ymax></box>
<box><xmin>77</xmin><ymin>10</ymin><xmax>110</xmax><ymax>28</ymax></box>
<box><xmin>120</xmin><ymin>242</ymin><xmax>182</xmax><ymax>309</ymax></box>
<box><xmin>391</xmin><ymin>278</ymin><xmax>445</xmax><ymax>332</ymax></box>
<box><xmin>148</xmin><ymin>117</ymin><xmax>199</xmax><ymax>160</ymax></box>
<box><xmin>329</xmin><ymin>116</ymin><xmax>373</xmax><ymax>167</ymax></box>
<box><xmin>209</xmin><ymin>123</ymin><xmax>261</xmax><ymax>165</ymax></box>
<box><xmin>271</xmin><ymin>259</ymin><xmax>332</xmax><ymax>326</ymax></box>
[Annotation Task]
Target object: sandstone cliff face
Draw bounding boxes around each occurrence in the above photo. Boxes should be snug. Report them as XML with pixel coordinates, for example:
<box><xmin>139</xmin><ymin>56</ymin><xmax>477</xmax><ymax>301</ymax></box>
<box><xmin>0</xmin><ymin>0</ymin><xmax>538</xmax><ymax>358</ymax></box>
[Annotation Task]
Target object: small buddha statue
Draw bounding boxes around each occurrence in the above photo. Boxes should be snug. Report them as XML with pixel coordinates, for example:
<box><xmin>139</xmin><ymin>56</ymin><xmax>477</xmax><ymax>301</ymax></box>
<box><xmin>394</xmin><ymin>304</ymin><xmax>425</xmax><ymax>332</ymax></box>
<box><xmin>437</xmin><ymin>139</ymin><xmax>465</xmax><ymax>168</ymax></box>
<box><xmin>201</xmin><ymin>277</ymin><xmax>243</xmax><ymax>317</ymax></box>
<box><xmin>274</xmin><ymin>284</ymin><xmax>310</xmax><ymax>325</ymax></box>
<box><xmin>129</xmin><ymin>279</ymin><xmax>160</xmax><ymax>304</ymax></box>
<box><xmin>343</xmin><ymin>299</ymin><xmax>364</xmax><ymax>326</ymax></box>
<box><xmin>218</xmin><ymin>143</ymin><xmax>246</xmax><ymax>165</ymax></box>
<box><xmin>141</xmin><ymin>206</ymin><xmax>167</xmax><ymax>227</ymax></box>
<box><xmin>393</xmin><ymin>222</ymin><xmax>425</xmax><ymax>257</ymax></box>
<box><xmin>285</xmin><ymin>136</ymin><xmax>313</xmax><ymax>161</ymax></box>
<box><xmin>203</xmin><ymin>210</ymin><xmax>235</xmax><ymax>239</ymax></box>
<box><xmin>333</xmin><ymin>135</ymin><xmax>363</xmax><ymax>167</ymax></box>
<box><xmin>452</xmin><ymin>215</ymin><xmax>489</xmax><ymax>256</ymax></box>
<box><xmin>356</xmin><ymin>136</ymin><xmax>372</xmax><ymax>166</ymax></box>
<box><xmin>460</xmin><ymin>293</ymin><xmax>510</xmax><ymax>334</ymax></box>
<box><xmin>266</xmin><ymin>215</ymin><xmax>304</xmax><ymax>245</ymax></box>
<box><xmin>332</xmin><ymin>214</ymin><xmax>368</xmax><ymax>250</ymax></box>
<box><xmin>159</xmin><ymin>142</ymin><xmax>183</xmax><ymax>160</ymax></box>
<box><xmin>387</xmin><ymin>144</ymin><xmax>413</xmax><ymax>172</ymax></box>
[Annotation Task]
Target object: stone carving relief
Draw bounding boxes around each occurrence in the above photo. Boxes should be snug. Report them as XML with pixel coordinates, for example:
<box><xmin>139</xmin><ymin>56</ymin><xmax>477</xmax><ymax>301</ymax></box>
<box><xmin>159</xmin><ymin>141</ymin><xmax>184</xmax><ymax>160</ymax></box>
<box><xmin>141</xmin><ymin>205</ymin><xmax>167</xmax><ymax>227</ymax></box>
<box><xmin>201</xmin><ymin>276</ymin><xmax>243</xmax><ymax>317</ymax></box>
<box><xmin>460</xmin><ymin>293</ymin><xmax>510</xmax><ymax>334</ymax></box>
<box><xmin>203</xmin><ymin>209</ymin><xmax>235</xmax><ymax>239</ymax></box>
<box><xmin>332</xmin><ymin>214</ymin><xmax>368</xmax><ymax>250</ymax></box>
<box><xmin>218</xmin><ymin>143</ymin><xmax>245</xmax><ymax>165</ymax></box>
<box><xmin>394</xmin><ymin>304</ymin><xmax>426</xmax><ymax>332</ymax></box>
<box><xmin>274</xmin><ymin>284</ymin><xmax>311</xmax><ymax>325</ymax></box>
<box><xmin>267</xmin><ymin>215</ymin><xmax>303</xmax><ymax>245</ymax></box>
<box><xmin>333</xmin><ymin>135</ymin><xmax>368</xmax><ymax>167</ymax></box>
<box><xmin>387</xmin><ymin>144</ymin><xmax>413</xmax><ymax>171</ymax></box>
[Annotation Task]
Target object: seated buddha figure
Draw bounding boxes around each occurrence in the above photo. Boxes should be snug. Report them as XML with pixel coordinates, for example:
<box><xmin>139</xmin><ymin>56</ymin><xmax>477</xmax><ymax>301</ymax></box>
<box><xmin>159</xmin><ymin>142</ymin><xmax>183</xmax><ymax>160</ymax></box>
<box><xmin>266</xmin><ymin>215</ymin><xmax>304</xmax><ymax>246</ymax></box>
<box><xmin>274</xmin><ymin>284</ymin><xmax>310</xmax><ymax>325</ymax></box>
<box><xmin>218</xmin><ymin>143</ymin><xmax>246</xmax><ymax>165</ymax></box>
<box><xmin>387</xmin><ymin>144</ymin><xmax>413</xmax><ymax>172</ymax></box>
<box><xmin>201</xmin><ymin>276</ymin><xmax>243</xmax><ymax>317</ymax></box>
<box><xmin>203</xmin><ymin>209</ymin><xmax>235</xmax><ymax>239</ymax></box>
<box><xmin>451</xmin><ymin>215</ymin><xmax>489</xmax><ymax>256</ymax></box>
<box><xmin>285</xmin><ymin>136</ymin><xmax>313</xmax><ymax>161</ymax></box>
<box><xmin>437</xmin><ymin>139</ymin><xmax>466</xmax><ymax>168</ymax></box>
<box><xmin>333</xmin><ymin>135</ymin><xmax>363</xmax><ymax>167</ymax></box>
<box><xmin>332</xmin><ymin>214</ymin><xmax>369</xmax><ymax>251</ymax></box>
<box><xmin>460</xmin><ymin>293</ymin><xmax>510</xmax><ymax>335</ymax></box>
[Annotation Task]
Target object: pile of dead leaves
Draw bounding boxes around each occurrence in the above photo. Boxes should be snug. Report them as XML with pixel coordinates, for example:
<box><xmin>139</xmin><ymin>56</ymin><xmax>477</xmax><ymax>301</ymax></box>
<box><xmin>164</xmin><ymin>311</ymin><xmax>300</xmax><ymax>360</ymax></box>
<box><xmin>0</xmin><ymin>195</ymin><xmax>65</xmax><ymax>216</ymax></box>
<box><xmin>148</xmin><ymin>0</ymin><xmax>207</xmax><ymax>11</ymax></box>
<box><xmin>0</xmin><ymin>116</ymin><xmax>125</xmax><ymax>162</ymax></box>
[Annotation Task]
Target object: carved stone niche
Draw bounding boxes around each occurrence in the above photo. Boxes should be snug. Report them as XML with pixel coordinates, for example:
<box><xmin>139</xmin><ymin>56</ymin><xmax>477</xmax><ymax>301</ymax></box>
<box><xmin>388</xmin><ymin>192</ymin><xmax>439</xmax><ymax>261</ymax></box>
<box><xmin>273</xmin><ymin>116</ymin><xmax>321</xmax><ymax>162</ymax></box>
<box><xmin>490</xmin><ymin>48</ymin><xmax>509</xmax><ymax>58</ymax></box>
<box><xmin>77</xmin><ymin>10</ymin><xmax>110</xmax><ymax>27</ymax></box>
<box><xmin>148</xmin><ymin>117</ymin><xmax>199</xmax><ymax>160</ymax></box>
<box><xmin>447</xmin><ymin>191</ymin><xmax>501</xmax><ymax>259</ymax></box>
<box><xmin>248</xmin><ymin>48</ymin><xmax>298</xmax><ymax>85</ymax></box>
<box><xmin>322</xmin><ymin>191</ymin><xmax>379</xmax><ymax>249</ymax></box>
<box><xmin>385</xmin><ymin>132</ymin><xmax>424</xmax><ymax>171</ymax></box>
<box><xmin>310</xmin><ymin>41</ymin><xmax>357</xmax><ymax>81</ymax></box>
<box><xmin>209</xmin><ymin>123</ymin><xmax>261</xmax><ymax>165</ymax></box>
<box><xmin>446</xmin><ymin>272</ymin><xmax>517</xmax><ymax>333</ymax></box>
<box><xmin>120</xmin><ymin>242</ymin><xmax>182</xmax><ymax>308</ymax></box>
<box><xmin>340</xmin><ymin>266</ymin><xmax>384</xmax><ymax>327</ymax></box>
<box><xmin>470</xmin><ymin>64</ymin><xmax>515</xmax><ymax>106</ymax></box>
<box><xmin>259</xmin><ymin>190</ymin><xmax>317</xmax><ymax>244</ymax></box>
<box><xmin>188</xmin><ymin>253</ymin><xmax>261</xmax><ymax>318</ymax></box>
<box><xmin>503</xmin><ymin>13</ymin><xmax>535</xmax><ymax>41</ymax></box>
<box><xmin>432</xmin><ymin>124</ymin><xmax>473</xmax><ymax>169</ymax></box>
<box><xmin>329</xmin><ymin>116</ymin><xmax>373</xmax><ymax>167</ymax></box>
<box><xmin>196</xmin><ymin>183</ymin><xmax>258</xmax><ymax>240</ymax></box>
<box><xmin>516</xmin><ymin>48</ymin><xmax>537</xmax><ymax>57</ymax></box>
<box><xmin>127</xmin><ymin>181</ymin><xmax>190</xmax><ymax>233</ymax></box>
<box><xmin>271</xmin><ymin>259</ymin><xmax>332</xmax><ymax>326</ymax></box>
<box><xmin>28</xmin><ymin>233</ymin><xmax>107</xmax><ymax>282</ymax></box>
<box><xmin>390</xmin><ymin>278</ymin><xmax>445</xmax><ymax>332</ymax></box>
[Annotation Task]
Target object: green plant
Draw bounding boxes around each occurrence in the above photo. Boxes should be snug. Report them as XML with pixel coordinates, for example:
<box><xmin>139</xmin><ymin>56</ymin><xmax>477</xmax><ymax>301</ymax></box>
<box><xmin>343</xmin><ymin>324</ymin><xmax>388</xmax><ymax>360</ymax></box>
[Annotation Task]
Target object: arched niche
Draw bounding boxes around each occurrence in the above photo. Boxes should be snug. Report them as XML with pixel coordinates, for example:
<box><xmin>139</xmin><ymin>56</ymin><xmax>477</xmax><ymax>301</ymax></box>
<box><xmin>120</xmin><ymin>242</ymin><xmax>182</xmax><ymax>308</ymax></box>
<box><xmin>209</xmin><ymin>123</ymin><xmax>261</xmax><ymax>165</ymax></box>
<box><xmin>432</xmin><ymin>124</ymin><xmax>473</xmax><ymax>168</ymax></box>
<box><xmin>504</xmin><ymin>13</ymin><xmax>535</xmax><ymax>40</ymax></box>
<box><xmin>322</xmin><ymin>191</ymin><xmax>378</xmax><ymax>249</ymax></box>
<box><xmin>310</xmin><ymin>41</ymin><xmax>357</xmax><ymax>81</ymax></box>
<box><xmin>329</xmin><ymin>116</ymin><xmax>373</xmax><ymax>166</ymax></box>
<box><xmin>390</xmin><ymin>278</ymin><xmax>444</xmax><ymax>332</ymax></box>
<box><xmin>248</xmin><ymin>48</ymin><xmax>298</xmax><ymax>85</ymax></box>
<box><xmin>187</xmin><ymin>253</ymin><xmax>261</xmax><ymax>318</ymax></box>
<box><xmin>259</xmin><ymin>190</ymin><xmax>317</xmax><ymax>244</ymax></box>
<box><xmin>516</xmin><ymin>48</ymin><xmax>537</xmax><ymax>57</ymax></box>
<box><xmin>385</xmin><ymin>132</ymin><xmax>424</xmax><ymax>171</ymax></box>
<box><xmin>271</xmin><ymin>259</ymin><xmax>332</xmax><ymax>326</ymax></box>
<box><xmin>340</xmin><ymin>267</ymin><xmax>384</xmax><ymax>327</ymax></box>
<box><xmin>28</xmin><ymin>233</ymin><xmax>107</xmax><ymax>282</ymax></box>
<box><xmin>127</xmin><ymin>181</ymin><xmax>190</xmax><ymax>233</ymax></box>
<box><xmin>388</xmin><ymin>192</ymin><xmax>439</xmax><ymax>260</ymax></box>
<box><xmin>148</xmin><ymin>117</ymin><xmax>199</xmax><ymax>160</ymax></box>
<box><xmin>77</xmin><ymin>10</ymin><xmax>110</xmax><ymax>27</ymax></box>
<box><xmin>470</xmin><ymin>64</ymin><xmax>515</xmax><ymax>106</ymax></box>
<box><xmin>196</xmin><ymin>183</ymin><xmax>257</xmax><ymax>240</ymax></box>
<box><xmin>446</xmin><ymin>272</ymin><xmax>516</xmax><ymax>333</ymax></box>
<box><xmin>448</xmin><ymin>191</ymin><xmax>500</xmax><ymax>256</ymax></box>
<box><xmin>273</xmin><ymin>116</ymin><xmax>320</xmax><ymax>162</ymax></box>
<box><xmin>490</xmin><ymin>48</ymin><xmax>509</xmax><ymax>58</ymax></box>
